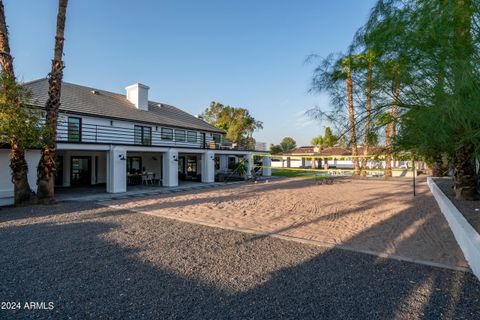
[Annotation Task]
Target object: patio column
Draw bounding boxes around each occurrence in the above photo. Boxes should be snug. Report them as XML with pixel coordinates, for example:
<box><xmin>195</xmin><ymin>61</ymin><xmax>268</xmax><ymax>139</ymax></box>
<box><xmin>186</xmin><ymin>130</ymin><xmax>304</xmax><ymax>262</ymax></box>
<box><xmin>244</xmin><ymin>154</ymin><xmax>253</xmax><ymax>179</ymax></box>
<box><xmin>262</xmin><ymin>156</ymin><xmax>271</xmax><ymax>176</ymax></box>
<box><xmin>219</xmin><ymin>154</ymin><xmax>228</xmax><ymax>172</ymax></box>
<box><xmin>107</xmin><ymin>146</ymin><xmax>127</xmax><ymax>193</ymax></box>
<box><xmin>163</xmin><ymin>149</ymin><xmax>178</xmax><ymax>187</ymax></box>
<box><xmin>301</xmin><ymin>157</ymin><xmax>306</xmax><ymax>167</ymax></box>
<box><xmin>63</xmin><ymin>152</ymin><xmax>71</xmax><ymax>186</ymax></box>
<box><xmin>286</xmin><ymin>157</ymin><xmax>291</xmax><ymax>168</ymax></box>
<box><xmin>202</xmin><ymin>150</ymin><xmax>215</xmax><ymax>183</ymax></box>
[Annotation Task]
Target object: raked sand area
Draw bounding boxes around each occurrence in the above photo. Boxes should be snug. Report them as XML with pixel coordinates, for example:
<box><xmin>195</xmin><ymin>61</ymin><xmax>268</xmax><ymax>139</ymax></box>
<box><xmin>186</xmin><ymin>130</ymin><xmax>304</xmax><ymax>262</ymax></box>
<box><xmin>1</xmin><ymin>178</ymin><xmax>479</xmax><ymax>319</ymax></box>
<box><xmin>105</xmin><ymin>177</ymin><xmax>468</xmax><ymax>270</ymax></box>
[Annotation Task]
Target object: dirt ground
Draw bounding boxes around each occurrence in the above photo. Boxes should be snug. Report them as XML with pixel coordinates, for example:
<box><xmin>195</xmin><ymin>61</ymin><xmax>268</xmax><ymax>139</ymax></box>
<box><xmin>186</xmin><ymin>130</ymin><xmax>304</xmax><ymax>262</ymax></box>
<box><xmin>104</xmin><ymin>177</ymin><xmax>468</xmax><ymax>270</ymax></box>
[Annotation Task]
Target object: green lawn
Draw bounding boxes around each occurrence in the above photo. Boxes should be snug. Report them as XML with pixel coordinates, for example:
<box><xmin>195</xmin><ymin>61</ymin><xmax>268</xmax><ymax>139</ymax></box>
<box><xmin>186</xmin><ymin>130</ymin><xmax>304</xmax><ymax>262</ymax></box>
<box><xmin>271</xmin><ymin>169</ymin><xmax>319</xmax><ymax>179</ymax></box>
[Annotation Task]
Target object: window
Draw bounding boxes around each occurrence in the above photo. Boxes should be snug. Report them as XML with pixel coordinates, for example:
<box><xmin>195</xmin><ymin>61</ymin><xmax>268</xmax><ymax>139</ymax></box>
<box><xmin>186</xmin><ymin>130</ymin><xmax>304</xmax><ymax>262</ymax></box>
<box><xmin>127</xmin><ymin>157</ymin><xmax>142</xmax><ymax>174</ymax></box>
<box><xmin>134</xmin><ymin>125</ymin><xmax>152</xmax><ymax>145</ymax></box>
<box><xmin>68</xmin><ymin>117</ymin><xmax>81</xmax><ymax>142</ymax></box>
<box><xmin>186</xmin><ymin>156</ymin><xmax>198</xmax><ymax>176</ymax></box>
<box><xmin>161</xmin><ymin>128</ymin><xmax>173</xmax><ymax>140</ymax></box>
<box><xmin>187</xmin><ymin>131</ymin><xmax>197</xmax><ymax>143</ymax></box>
<box><xmin>175</xmin><ymin>130</ymin><xmax>186</xmax><ymax>142</ymax></box>
<box><xmin>212</xmin><ymin>133</ymin><xmax>221</xmax><ymax>144</ymax></box>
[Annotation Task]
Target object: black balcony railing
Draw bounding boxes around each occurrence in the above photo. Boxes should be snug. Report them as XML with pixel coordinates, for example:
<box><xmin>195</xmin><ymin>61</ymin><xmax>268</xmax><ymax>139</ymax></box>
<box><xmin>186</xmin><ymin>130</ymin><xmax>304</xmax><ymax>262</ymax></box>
<box><xmin>55</xmin><ymin>121</ymin><xmax>249</xmax><ymax>150</ymax></box>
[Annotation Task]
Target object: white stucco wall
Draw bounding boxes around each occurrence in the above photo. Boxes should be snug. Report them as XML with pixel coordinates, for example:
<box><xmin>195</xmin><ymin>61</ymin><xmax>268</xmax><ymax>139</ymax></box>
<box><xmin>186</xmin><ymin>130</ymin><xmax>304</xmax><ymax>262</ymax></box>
<box><xmin>125</xmin><ymin>83</ymin><xmax>149</xmax><ymax>111</ymax></box>
<box><xmin>201</xmin><ymin>150</ymin><xmax>215</xmax><ymax>183</ymax></box>
<box><xmin>106</xmin><ymin>146</ymin><xmax>127</xmax><ymax>193</ymax></box>
<box><xmin>0</xmin><ymin>149</ymin><xmax>41</xmax><ymax>206</ymax></box>
<box><xmin>57</xmin><ymin>113</ymin><xmax>213</xmax><ymax>149</ymax></box>
<box><xmin>428</xmin><ymin>178</ymin><xmax>480</xmax><ymax>280</ymax></box>
<box><xmin>262</xmin><ymin>156</ymin><xmax>272</xmax><ymax>176</ymax></box>
<box><xmin>162</xmin><ymin>149</ymin><xmax>179</xmax><ymax>187</ymax></box>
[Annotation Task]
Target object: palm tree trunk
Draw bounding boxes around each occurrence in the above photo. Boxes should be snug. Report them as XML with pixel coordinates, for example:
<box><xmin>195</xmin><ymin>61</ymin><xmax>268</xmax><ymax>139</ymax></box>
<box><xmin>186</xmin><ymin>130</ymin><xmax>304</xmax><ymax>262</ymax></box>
<box><xmin>453</xmin><ymin>144</ymin><xmax>477</xmax><ymax>200</ymax></box>
<box><xmin>0</xmin><ymin>1</ymin><xmax>13</xmax><ymax>77</ymax></box>
<box><xmin>451</xmin><ymin>0</ymin><xmax>477</xmax><ymax>200</ymax></box>
<box><xmin>431</xmin><ymin>155</ymin><xmax>446</xmax><ymax>177</ymax></box>
<box><xmin>384</xmin><ymin>126</ymin><xmax>392</xmax><ymax>177</ymax></box>
<box><xmin>0</xmin><ymin>0</ymin><xmax>34</xmax><ymax>204</ymax></box>
<box><xmin>346</xmin><ymin>70</ymin><xmax>359</xmax><ymax>176</ymax></box>
<box><xmin>36</xmin><ymin>0</ymin><xmax>68</xmax><ymax>203</ymax></box>
<box><xmin>361</xmin><ymin>63</ymin><xmax>372</xmax><ymax>177</ymax></box>
<box><xmin>385</xmin><ymin>79</ymin><xmax>400</xmax><ymax>178</ymax></box>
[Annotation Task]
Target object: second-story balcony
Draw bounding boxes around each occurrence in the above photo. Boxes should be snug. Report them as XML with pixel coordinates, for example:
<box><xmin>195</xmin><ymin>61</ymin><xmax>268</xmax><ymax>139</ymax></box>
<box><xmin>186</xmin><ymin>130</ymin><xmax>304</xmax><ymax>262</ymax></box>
<box><xmin>56</xmin><ymin>120</ymin><xmax>253</xmax><ymax>151</ymax></box>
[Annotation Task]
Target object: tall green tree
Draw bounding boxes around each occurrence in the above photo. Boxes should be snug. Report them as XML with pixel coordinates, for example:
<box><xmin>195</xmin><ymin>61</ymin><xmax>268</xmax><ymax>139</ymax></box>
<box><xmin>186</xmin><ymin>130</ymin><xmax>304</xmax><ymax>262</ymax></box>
<box><xmin>269</xmin><ymin>137</ymin><xmax>297</xmax><ymax>154</ymax></box>
<box><xmin>309</xmin><ymin>54</ymin><xmax>361</xmax><ymax>175</ymax></box>
<box><xmin>269</xmin><ymin>144</ymin><xmax>283</xmax><ymax>154</ymax></box>
<box><xmin>359</xmin><ymin>0</ymin><xmax>479</xmax><ymax>198</ymax></box>
<box><xmin>323</xmin><ymin>127</ymin><xmax>338</xmax><ymax>147</ymax></box>
<box><xmin>311</xmin><ymin>127</ymin><xmax>338</xmax><ymax>147</ymax></box>
<box><xmin>0</xmin><ymin>0</ymin><xmax>37</xmax><ymax>204</ymax></box>
<box><xmin>310</xmin><ymin>136</ymin><xmax>324</xmax><ymax>147</ymax></box>
<box><xmin>202</xmin><ymin>101</ymin><xmax>263</xmax><ymax>149</ymax></box>
<box><xmin>280</xmin><ymin>137</ymin><xmax>296</xmax><ymax>151</ymax></box>
<box><xmin>356</xmin><ymin>49</ymin><xmax>376</xmax><ymax>176</ymax></box>
<box><xmin>37</xmin><ymin>0</ymin><xmax>69</xmax><ymax>203</ymax></box>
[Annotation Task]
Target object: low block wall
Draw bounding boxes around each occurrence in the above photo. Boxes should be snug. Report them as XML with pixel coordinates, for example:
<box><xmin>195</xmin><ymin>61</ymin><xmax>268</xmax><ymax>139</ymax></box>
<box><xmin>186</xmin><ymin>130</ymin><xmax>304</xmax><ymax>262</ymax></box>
<box><xmin>427</xmin><ymin>177</ymin><xmax>480</xmax><ymax>279</ymax></box>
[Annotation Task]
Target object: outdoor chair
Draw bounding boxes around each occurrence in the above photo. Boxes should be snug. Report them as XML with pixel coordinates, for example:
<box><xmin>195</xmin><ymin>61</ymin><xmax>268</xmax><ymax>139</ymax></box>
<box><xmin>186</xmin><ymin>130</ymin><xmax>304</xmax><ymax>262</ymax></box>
<box><xmin>142</xmin><ymin>172</ymin><xmax>154</xmax><ymax>185</ymax></box>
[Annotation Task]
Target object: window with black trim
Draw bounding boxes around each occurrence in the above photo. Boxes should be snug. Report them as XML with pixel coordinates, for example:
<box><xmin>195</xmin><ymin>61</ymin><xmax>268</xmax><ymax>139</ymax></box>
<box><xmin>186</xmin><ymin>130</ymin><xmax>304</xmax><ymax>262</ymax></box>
<box><xmin>127</xmin><ymin>157</ymin><xmax>142</xmax><ymax>174</ymax></box>
<box><xmin>134</xmin><ymin>125</ymin><xmax>152</xmax><ymax>145</ymax></box>
<box><xmin>212</xmin><ymin>133</ymin><xmax>221</xmax><ymax>144</ymax></box>
<box><xmin>175</xmin><ymin>130</ymin><xmax>186</xmax><ymax>142</ymax></box>
<box><xmin>187</xmin><ymin>131</ymin><xmax>197</xmax><ymax>143</ymax></box>
<box><xmin>161</xmin><ymin>128</ymin><xmax>173</xmax><ymax>140</ymax></box>
<box><xmin>68</xmin><ymin>117</ymin><xmax>81</xmax><ymax>142</ymax></box>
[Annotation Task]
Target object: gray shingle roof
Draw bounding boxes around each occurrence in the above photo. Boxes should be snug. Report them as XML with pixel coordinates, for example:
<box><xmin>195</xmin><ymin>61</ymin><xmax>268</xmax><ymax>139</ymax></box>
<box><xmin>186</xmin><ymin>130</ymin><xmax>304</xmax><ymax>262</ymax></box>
<box><xmin>23</xmin><ymin>78</ymin><xmax>224</xmax><ymax>133</ymax></box>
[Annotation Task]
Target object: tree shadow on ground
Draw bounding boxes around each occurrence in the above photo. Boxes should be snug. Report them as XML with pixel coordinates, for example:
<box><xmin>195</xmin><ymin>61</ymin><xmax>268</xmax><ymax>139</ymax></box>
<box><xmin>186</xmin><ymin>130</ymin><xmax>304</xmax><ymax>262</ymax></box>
<box><xmin>236</xmin><ymin>181</ymin><xmax>462</xmax><ymax>269</ymax></box>
<box><xmin>110</xmin><ymin>177</ymin><xmax>421</xmax><ymax>216</ymax></box>
<box><xmin>0</xmin><ymin>201</ymin><xmax>131</xmax><ymax>224</ymax></box>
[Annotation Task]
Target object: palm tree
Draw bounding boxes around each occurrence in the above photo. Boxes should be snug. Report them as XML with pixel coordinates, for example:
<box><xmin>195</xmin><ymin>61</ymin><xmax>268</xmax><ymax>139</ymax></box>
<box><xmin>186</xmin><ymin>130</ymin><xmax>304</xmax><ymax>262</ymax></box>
<box><xmin>36</xmin><ymin>0</ymin><xmax>68</xmax><ymax>203</ymax></box>
<box><xmin>384</xmin><ymin>60</ymin><xmax>401</xmax><ymax>178</ymax></box>
<box><xmin>339</xmin><ymin>56</ymin><xmax>360</xmax><ymax>176</ymax></box>
<box><xmin>308</xmin><ymin>54</ymin><xmax>360</xmax><ymax>175</ymax></box>
<box><xmin>311</xmin><ymin>136</ymin><xmax>324</xmax><ymax>147</ymax></box>
<box><xmin>450</xmin><ymin>0</ymin><xmax>477</xmax><ymax>199</ymax></box>
<box><xmin>0</xmin><ymin>0</ymin><xmax>34</xmax><ymax>204</ymax></box>
<box><xmin>358</xmin><ymin>50</ymin><xmax>376</xmax><ymax>176</ymax></box>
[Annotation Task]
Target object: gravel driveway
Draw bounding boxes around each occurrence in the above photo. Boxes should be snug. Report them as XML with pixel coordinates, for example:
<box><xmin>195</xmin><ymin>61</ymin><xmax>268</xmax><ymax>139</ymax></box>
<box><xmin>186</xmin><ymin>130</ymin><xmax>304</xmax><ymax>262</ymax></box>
<box><xmin>1</xmin><ymin>202</ymin><xmax>479</xmax><ymax>319</ymax></box>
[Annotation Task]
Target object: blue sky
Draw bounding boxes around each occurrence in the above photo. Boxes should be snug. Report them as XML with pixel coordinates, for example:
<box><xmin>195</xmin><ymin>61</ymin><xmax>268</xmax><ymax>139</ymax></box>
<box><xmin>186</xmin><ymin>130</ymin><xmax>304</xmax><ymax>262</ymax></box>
<box><xmin>6</xmin><ymin>0</ymin><xmax>376</xmax><ymax>146</ymax></box>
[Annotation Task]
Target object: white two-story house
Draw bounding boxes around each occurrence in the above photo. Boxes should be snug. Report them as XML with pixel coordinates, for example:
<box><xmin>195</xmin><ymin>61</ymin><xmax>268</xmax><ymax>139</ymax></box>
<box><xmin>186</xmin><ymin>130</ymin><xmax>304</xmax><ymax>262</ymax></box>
<box><xmin>0</xmin><ymin>79</ymin><xmax>270</xmax><ymax>206</ymax></box>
